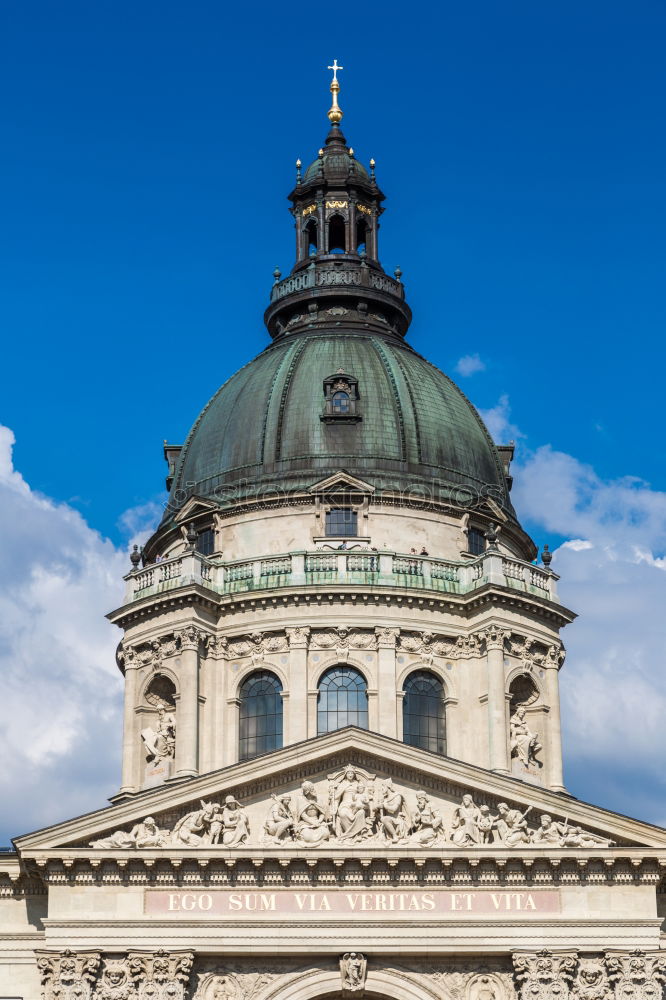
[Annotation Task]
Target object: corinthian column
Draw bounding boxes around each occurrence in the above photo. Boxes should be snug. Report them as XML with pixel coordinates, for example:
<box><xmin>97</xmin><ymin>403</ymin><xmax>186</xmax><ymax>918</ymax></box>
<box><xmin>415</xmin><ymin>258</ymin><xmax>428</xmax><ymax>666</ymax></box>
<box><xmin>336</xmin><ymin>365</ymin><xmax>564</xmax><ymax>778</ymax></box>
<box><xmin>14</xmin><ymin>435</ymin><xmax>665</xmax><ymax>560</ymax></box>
<box><xmin>118</xmin><ymin>644</ymin><xmax>140</xmax><ymax>794</ymax></box>
<box><xmin>484</xmin><ymin>628</ymin><xmax>510</xmax><ymax>774</ymax></box>
<box><xmin>174</xmin><ymin>626</ymin><xmax>202</xmax><ymax>778</ymax></box>
<box><xmin>545</xmin><ymin>644</ymin><xmax>566</xmax><ymax>792</ymax></box>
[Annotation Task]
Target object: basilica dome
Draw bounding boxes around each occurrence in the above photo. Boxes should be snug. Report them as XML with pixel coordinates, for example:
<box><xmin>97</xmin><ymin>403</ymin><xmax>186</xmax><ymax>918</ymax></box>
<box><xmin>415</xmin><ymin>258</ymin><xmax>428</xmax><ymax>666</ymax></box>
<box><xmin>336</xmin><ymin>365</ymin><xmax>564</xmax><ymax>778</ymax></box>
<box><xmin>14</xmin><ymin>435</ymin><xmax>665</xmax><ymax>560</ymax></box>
<box><xmin>166</xmin><ymin>330</ymin><xmax>515</xmax><ymax>522</ymax></box>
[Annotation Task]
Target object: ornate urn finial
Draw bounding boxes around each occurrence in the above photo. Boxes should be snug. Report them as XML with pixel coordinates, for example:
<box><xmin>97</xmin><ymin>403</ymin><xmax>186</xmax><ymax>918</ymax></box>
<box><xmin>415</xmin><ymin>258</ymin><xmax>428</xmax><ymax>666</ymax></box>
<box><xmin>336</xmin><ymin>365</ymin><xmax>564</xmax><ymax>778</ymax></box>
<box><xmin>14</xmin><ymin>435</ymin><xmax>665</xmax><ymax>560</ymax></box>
<box><xmin>541</xmin><ymin>543</ymin><xmax>553</xmax><ymax>569</ymax></box>
<box><xmin>327</xmin><ymin>59</ymin><xmax>344</xmax><ymax>124</ymax></box>
<box><xmin>130</xmin><ymin>544</ymin><xmax>141</xmax><ymax>569</ymax></box>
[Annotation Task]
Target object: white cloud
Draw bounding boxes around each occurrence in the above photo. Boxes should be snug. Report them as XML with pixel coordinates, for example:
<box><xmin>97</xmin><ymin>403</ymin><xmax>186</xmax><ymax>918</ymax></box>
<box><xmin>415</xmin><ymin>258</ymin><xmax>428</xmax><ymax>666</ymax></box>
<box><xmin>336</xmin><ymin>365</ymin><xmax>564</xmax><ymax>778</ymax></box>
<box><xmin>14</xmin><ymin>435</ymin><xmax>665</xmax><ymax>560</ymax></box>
<box><xmin>455</xmin><ymin>353</ymin><xmax>486</xmax><ymax>377</ymax></box>
<box><xmin>0</xmin><ymin>426</ymin><xmax>157</xmax><ymax>842</ymax></box>
<box><xmin>478</xmin><ymin>393</ymin><xmax>523</xmax><ymax>444</ymax></box>
<box><xmin>511</xmin><ymin>442</ymin><xmax>666</xmax><ymax>825</ymax></box>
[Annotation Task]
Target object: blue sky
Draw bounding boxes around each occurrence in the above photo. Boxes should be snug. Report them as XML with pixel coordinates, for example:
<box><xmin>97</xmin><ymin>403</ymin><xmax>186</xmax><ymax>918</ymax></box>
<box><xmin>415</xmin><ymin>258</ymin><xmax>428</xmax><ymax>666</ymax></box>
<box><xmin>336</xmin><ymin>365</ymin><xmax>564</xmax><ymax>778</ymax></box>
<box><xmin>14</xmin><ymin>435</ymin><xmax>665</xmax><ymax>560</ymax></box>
<box><xmin>1</xmin><ymin>1</ymin><xmax>665</xmax><ymax>839</ymax></box>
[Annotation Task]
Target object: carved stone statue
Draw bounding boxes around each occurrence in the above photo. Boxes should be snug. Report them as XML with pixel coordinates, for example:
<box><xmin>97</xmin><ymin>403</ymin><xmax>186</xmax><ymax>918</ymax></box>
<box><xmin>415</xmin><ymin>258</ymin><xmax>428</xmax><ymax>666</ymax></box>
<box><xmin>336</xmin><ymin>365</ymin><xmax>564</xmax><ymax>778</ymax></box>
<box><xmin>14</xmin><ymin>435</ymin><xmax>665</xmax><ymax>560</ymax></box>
<box><xmin>451</xmin><ymin>793</ymin><xmax>482</xmax><ymax>846</ymax></box>
<box><xmin>220</xmin><ymin>795</ymin><xmax>250</xmax><ymax>847</ymax></box>
<box><xmin>510</xmin><ymin>706</ymin><xmax>542</xmax><ymax>768</ymax></box>
<box><xmin>378</xmin><ymin>778</ymin><xmax>410</xmax><ymax>843</ymax></box>
<box><xmin>171</xmin><ymin>801</ymin><xmax>223</xmax><ymax>847</ymax></box>
<box><xmin>529</xmin><ymin>813</ymin><xmax>569</xmax><ymax>846</ymax></box>
<box><xmin>90</xmin><ymin>816</ymin><xmax>168</xmax><ymax>850</ymax></box>
<box><xmin>493</xmin><ymin>803</ymin><xmax>532</xmax><ymax>847</ymax></box>
<box><xmin>341</xmin><ymin>952</ymin><xmax>367</xmax><ymax>992</ymax></box>
<box><xmin>263</xmin><ymin>794</ymin><xmax>294</xmax><ymax>843</ymax></box>
<box><xmin>142</xmin><ymin>707</ymin><xmax>176</xmax><ymax>763</ymax></box>
<box><xmin>410</xmin><ymin>790</ymin><xmax>444</xmax><ymax>846</ymax></box>
<box><xmin>295</xmin><ymin>781</ymin><xmax>330</xmax><ymax>845</ymax></box>
<box><xmin>94</xmin><ymin>961</ymin><xmax>133</xmax><ymax>1000</ymax></box>
<box><xmin>331</xmin><ymin>767</ymin><xmax>373</xmax><ymax>842</ymax></box>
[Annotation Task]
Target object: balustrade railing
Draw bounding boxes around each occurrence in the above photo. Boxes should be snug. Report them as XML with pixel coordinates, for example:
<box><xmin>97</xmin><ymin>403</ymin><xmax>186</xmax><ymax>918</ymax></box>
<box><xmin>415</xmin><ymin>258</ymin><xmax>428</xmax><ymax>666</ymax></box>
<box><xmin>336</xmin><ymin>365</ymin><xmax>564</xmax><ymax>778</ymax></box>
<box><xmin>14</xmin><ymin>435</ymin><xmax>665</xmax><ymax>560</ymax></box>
<box><xmin>125</xmin><ymin>547</ymin><xmax>558</xmax><ymax>604</ymax></box>
<box><xmin>270</xmin><ymin>262</ymin><xmax>404</xmax><ymax>304</ymax></box>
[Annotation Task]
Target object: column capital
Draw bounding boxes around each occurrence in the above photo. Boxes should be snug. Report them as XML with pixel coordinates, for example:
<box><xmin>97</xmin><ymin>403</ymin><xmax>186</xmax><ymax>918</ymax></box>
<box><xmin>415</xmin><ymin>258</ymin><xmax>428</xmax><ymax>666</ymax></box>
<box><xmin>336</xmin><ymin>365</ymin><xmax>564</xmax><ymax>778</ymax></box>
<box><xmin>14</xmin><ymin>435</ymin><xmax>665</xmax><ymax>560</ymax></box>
<box><xmin>286</xmin><ymin>625</ymin><xmax>311</xmax><ymax>649</ymax></box>
<box><xmin>375</xmin><ymin>626</ymin><xmax>399</xmax><ymax>648</ymax></box>
<box><xmin>174</xmin><ymin>625</ymin><xmax>206</xmax><ymax>651</ymax></box>
<box><xmin>205</xmin><ymin>635</ymin><xmax>229</xmax><ymax>659</ymax></box>
<box><xmin>480</xmin><ymin>626</ymin><xmax>509</xmax><ymax>652</ymax></box>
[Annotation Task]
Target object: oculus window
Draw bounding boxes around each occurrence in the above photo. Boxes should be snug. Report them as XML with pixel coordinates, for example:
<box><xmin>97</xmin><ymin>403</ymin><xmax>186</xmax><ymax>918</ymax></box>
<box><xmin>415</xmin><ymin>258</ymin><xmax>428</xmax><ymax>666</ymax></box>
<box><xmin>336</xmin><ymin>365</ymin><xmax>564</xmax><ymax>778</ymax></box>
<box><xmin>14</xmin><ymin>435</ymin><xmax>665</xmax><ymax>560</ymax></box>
<box><xmin>238</xmin><ymin>670</ymin><xmax>283</xmax><ymax>761</ymax></box>
<box><xmin>403</xmin><ymin>670</ymin><xmax>446</xmax><ymax>754</ymax></box>
<box><xmin>317</xmin><ymin>665</ymin><xmax>368</xmax><ymax>735</ymax></box>
<box><xmin>325</xmin><ymin>507</ymin><xmax>357</xmax><ymax>537</ymax></box>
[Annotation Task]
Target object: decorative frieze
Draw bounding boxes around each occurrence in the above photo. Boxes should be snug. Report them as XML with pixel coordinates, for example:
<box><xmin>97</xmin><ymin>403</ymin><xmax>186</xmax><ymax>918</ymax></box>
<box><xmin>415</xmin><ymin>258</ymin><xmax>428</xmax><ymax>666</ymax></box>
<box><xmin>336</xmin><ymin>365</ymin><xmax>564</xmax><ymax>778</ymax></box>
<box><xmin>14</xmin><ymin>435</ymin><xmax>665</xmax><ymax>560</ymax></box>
<box><xmin>88</xmin><ymin>775</ymin><xmax>613</xmax><ymax>852</ymax></box>
<box><xmin>36</xmin><ymin>950</ymin><xmax>194</xmax><ymax>1000</ymax></box>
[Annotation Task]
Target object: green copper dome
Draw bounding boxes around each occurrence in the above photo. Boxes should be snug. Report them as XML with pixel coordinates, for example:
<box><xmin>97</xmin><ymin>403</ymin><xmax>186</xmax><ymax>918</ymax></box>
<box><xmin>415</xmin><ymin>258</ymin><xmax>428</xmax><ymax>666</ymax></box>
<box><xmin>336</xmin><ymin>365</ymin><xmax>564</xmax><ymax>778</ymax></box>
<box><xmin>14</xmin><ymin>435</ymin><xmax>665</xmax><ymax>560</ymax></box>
<box><xmin>166</xmin><ymin>330</ymin><xmax>516</xmax><ymax>522</ymax></box>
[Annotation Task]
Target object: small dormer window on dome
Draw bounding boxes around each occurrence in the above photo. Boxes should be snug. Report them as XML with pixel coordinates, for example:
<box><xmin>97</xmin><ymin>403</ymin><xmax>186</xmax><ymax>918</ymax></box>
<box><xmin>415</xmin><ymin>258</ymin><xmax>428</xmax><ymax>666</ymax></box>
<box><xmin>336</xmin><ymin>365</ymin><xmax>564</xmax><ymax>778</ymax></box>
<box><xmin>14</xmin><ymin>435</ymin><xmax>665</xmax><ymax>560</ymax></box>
<box><xmin>321</xmin><ymin>369</ymin><xmax>362</xmax><ymax>423</ymax></box>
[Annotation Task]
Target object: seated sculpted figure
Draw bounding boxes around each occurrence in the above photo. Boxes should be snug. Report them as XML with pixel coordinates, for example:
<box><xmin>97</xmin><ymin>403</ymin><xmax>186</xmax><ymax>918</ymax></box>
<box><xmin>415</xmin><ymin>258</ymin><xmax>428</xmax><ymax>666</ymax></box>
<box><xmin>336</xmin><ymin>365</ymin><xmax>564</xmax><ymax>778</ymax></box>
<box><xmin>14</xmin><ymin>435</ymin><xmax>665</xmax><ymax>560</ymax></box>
<box><xmin>451</xmin><ymin>794</ymin><xmax>482</xmax><ymax>847</ymax></box>
<box><xmin>295</xmin><ymin>781</ymin><xmax>330</xmax><ymax>845</ymax></box>
<box><xmin>410</xmin><ymin>790</ymin><xmax>443</xmax><ymax>846</ymax></box>
<box><xmin>379</xmin><ymin>779</ymin><xmax>410</xmax><ymax>843</ymax></box>
<box><xmin>510</xmin><ymin>706</ymin><xmax>542</xmax><ymax>768</ymax></box>
<box><xmin>530</xmin><ymin>813</ymin><xmax>568</xmax><ymax>846</ymax></box>
<box><xmin>337</xmin><ymin>781</ymin><xmax>372</xmax><ymax>842</ymax></box>
<box><xmin>264</xmin><ymin>794</ymin><xmax>294</xmax><ymax>843</ymax></box>
<box><xmin>221</xmin><ymin>795</ymin><xmax>250</xmax><ymax>847</ymax></box>
<box><xmin>493</xmin><ymin>803</ymin><xmax>532</xmax><ymax>847</ymax></box>
<box><xmin>171</xmin><ymin>801</ymin><xmax>220</xmax><ymax>847</ymax></box>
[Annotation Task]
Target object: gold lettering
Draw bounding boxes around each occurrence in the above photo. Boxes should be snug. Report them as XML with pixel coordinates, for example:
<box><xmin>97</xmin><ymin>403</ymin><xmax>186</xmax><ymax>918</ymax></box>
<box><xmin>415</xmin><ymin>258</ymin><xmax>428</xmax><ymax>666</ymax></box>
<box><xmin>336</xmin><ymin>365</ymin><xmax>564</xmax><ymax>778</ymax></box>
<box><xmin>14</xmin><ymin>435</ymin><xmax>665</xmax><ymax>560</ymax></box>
<box><xmin>356</xmin><ymin>203</ymin><xmax>372</xmax><ymax>215</ymax></box>
<box><xmin>326</xmin><ymin>200</ymin><xmax>348</xmax><ymax>210</ymax></box>
<box><xmin>302</xmin><ymin>204</ymin><xmax>317</xmax><ymax>217</ymax></box>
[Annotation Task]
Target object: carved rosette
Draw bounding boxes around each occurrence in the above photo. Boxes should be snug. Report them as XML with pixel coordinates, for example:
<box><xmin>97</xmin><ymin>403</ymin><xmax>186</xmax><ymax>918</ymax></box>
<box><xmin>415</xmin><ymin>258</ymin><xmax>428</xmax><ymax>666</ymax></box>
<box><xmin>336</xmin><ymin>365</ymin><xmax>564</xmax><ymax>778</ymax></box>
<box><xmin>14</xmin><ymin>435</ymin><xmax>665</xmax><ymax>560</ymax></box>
<box><xmin>513</xmin><ymin>950</ymin><xmax>577</xmax><ymax>1000</ymax></box>
<box><xmin>605</xmin><ymin>951</ymin><xmax>666</xmax><ymax>1000</ymax></box>
<box><xmin>36</xmin><ymin>949</ymin><xmax>101</xmax><ymax>1000</ymax></box>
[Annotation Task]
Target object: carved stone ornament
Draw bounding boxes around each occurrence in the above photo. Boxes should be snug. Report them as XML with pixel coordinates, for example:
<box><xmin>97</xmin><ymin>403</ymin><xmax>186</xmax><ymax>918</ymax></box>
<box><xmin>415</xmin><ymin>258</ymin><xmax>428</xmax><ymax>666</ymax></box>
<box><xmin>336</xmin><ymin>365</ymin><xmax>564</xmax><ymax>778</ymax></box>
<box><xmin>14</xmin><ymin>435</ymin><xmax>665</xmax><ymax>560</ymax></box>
<box><xmin>341</xmin><ymin>953</ymin><xmax>367</xmax><ymax>993</ymax></box>
<box><xmin>94</xmin><ymin>959</ymin><xmax>134</xmax><ymax>1000</ymax></box>
<box><xmin>605</xmin><ymin>951</ymin><xmax>666</xmax><ymax>1000</ymax></box>
<box><xmin>89</xmin><ymin>782</ymin><xmax>613</xmax><ymax>851</ymax></box>
<box><xmin>126</xmin><ymin>950</ymin><xmax>194</xmax><ymax>1000</ymax></box>
<box><xmin>513</xmin><ymin>950</ymin><xmax>578</xmax><ymax>1000</ymax></box>
<box><xmin>36</xmin><ymin>949</ymin><xmax>101</xmax><ymax>1000</ymax></box>
<box><xmin>571</xmin><ymin>960</ymin><xmax>611</xmax><ymax>1000</ymax></box>
<box><xmin>510</xmin><ymin>707</ymin><xmax>542</xmax><ymax>769</ymax></box>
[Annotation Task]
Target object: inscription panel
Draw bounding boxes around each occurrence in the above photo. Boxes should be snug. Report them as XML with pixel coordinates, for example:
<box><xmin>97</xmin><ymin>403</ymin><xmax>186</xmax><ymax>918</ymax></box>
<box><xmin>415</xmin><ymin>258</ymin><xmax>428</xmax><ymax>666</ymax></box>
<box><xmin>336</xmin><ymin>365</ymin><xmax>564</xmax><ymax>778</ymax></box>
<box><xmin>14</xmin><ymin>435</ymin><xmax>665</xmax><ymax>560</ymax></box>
<box><xmin>145</xmin><ymin>889</ymin><xmax>560</xmax><ymax>919</ymax></box>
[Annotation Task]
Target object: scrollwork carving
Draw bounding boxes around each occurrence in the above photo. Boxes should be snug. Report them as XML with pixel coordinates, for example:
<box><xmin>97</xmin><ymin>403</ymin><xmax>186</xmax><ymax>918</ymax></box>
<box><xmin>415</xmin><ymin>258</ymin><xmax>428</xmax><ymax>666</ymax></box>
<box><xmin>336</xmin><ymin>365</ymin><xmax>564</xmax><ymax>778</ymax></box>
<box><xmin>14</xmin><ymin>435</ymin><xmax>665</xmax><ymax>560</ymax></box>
<box><xmin>36</xmin><ymin>949</ymin><xmax>101</xmax><ymax>1000</ymax></box>
<box><xmin>513</xmin><ymin>950</ymin><xmax>578</xmax><ymax>1000</ymax></box>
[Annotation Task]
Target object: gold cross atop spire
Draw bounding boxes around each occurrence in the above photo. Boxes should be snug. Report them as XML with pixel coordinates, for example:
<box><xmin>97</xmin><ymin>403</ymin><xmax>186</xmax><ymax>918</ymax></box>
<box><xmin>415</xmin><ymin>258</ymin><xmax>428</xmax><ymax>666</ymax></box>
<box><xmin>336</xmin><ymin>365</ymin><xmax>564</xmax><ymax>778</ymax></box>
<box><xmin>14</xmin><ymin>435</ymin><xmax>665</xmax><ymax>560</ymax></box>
<box><xmin>327</xmin><ymin>59</ymin><xmax>344</xmax><ymax>124</ymax></box>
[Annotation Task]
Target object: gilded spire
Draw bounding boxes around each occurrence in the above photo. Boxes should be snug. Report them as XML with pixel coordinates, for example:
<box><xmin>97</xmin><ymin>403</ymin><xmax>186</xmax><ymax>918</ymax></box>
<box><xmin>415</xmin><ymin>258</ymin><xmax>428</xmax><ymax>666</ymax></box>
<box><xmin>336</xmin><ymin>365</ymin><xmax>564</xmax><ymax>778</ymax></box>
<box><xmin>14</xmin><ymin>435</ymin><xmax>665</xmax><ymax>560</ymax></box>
<box><xmin>327</xmin><ymin>59</ymin><xmax>344</xmax><ymax>124</ymax></box>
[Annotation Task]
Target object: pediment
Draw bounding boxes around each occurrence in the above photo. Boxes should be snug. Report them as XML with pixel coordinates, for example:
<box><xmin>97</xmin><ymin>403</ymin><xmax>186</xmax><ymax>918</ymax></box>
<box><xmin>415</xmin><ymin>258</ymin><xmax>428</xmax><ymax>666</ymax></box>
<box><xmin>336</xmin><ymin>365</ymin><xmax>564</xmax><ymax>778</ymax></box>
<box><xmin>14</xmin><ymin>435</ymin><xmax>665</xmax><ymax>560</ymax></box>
<box><xmin>173</xmin><ymin>495</ymin><xmax>219</xmax><ymax>524</ymax></box>
<box><xmin>14</xmin><ymin>729</ymin><xmax>666</xmax><ymax>855</ymax></box>
<box><xmin>308</xmin><ymin>471</ymin><xmax>375</xmax><ymax>495</ymax></box>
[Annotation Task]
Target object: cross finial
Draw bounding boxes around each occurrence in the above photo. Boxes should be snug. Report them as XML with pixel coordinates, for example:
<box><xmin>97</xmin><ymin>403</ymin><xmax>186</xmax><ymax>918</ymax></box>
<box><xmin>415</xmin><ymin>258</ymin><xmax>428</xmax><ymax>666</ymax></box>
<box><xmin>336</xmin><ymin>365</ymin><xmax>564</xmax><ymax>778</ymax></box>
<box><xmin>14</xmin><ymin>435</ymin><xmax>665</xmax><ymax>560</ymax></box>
<box><xmin>327</xmin><ymin>59</ymin><xmax>344</xmax><ymax>124</ymax></box>
<box><xmin>328</xmin><ymin>59</ymin><xmax>343</xmax><ymax>83</ymax></box>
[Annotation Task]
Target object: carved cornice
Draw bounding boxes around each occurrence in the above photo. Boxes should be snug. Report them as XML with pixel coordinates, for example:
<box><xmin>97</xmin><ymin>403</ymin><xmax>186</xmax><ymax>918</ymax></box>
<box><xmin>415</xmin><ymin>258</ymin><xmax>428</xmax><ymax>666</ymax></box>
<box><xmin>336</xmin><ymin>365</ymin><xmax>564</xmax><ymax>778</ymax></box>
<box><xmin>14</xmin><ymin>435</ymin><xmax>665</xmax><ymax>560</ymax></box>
<box><xmin>21</xmin><ymin>851</ymin><xmax>666</xmax><ymax>891</ymax></box>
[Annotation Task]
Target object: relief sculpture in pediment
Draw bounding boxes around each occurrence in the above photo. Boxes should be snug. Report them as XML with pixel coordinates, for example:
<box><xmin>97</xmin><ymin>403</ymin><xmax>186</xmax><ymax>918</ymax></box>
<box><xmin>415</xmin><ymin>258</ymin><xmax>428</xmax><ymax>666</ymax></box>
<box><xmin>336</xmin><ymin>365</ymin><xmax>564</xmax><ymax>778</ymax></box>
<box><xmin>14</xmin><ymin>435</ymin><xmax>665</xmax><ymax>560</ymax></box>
<box><xmin>87</xmin><ymin>764</ymin><xmax>616</xmax><ymax>851</ymax></box>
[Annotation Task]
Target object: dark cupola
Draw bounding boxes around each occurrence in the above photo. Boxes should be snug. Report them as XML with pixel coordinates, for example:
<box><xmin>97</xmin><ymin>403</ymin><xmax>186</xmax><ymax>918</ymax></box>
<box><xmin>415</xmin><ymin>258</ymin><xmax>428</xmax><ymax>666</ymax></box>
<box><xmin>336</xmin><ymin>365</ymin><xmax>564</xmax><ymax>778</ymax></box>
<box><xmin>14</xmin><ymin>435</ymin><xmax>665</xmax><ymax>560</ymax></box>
<box><xmin>264</xmin><ymin>62</ymin><xmax>412</xmax><ymax>341</ymax></box>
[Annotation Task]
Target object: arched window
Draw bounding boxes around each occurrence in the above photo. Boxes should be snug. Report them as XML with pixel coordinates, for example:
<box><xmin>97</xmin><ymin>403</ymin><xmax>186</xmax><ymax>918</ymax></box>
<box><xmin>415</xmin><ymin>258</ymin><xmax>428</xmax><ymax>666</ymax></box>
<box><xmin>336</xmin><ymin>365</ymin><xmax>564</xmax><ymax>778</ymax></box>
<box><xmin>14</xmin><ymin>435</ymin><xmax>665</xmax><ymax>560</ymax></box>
<box><xmin>468</xmin><ymin>527</ymin><xmax>486</xmax><ymax>556</ymax></box>
<box><xmin>331</xmin><ymin>390</ymin><xmax>351</xmax><ymax>414</ymax></box>
<box><xmin>317</xmin><ymin>665</ymin><xmax>368</xmax><ymax>735</ymax></box>
<box><xmin>239</xmin><ymin>670</ymin><xmax>283</xmax><ymax>761</ymax></box>
<box><xmin>305</xmin><ymin>219</ymin><xmax>318</xmax><ymax>257</ymax></box>
<box><xmin>328</xmin><ymin>214</ymin><xmax>346</xmax><ymax>253</ymax></box>
<box><xmin>403</xmin><ymin>670</ymin><xmax>446</xmax><ymax>754</ymax></box>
